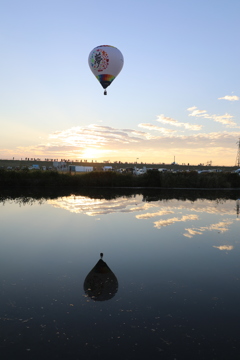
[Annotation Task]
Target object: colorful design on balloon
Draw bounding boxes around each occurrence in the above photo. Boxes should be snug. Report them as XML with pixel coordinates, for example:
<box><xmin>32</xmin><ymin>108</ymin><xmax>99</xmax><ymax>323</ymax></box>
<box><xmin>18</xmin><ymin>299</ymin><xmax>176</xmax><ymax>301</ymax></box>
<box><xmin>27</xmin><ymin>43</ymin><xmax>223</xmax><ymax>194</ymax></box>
<box><xmin>96</xmin><ymin>74</ymin><xmax>115</xmax><ymax>83</ymax></box>
<box><xmin>89</xmin><ymin>48</ymin><xmax>109</xmax><ymax>72</ymax></box>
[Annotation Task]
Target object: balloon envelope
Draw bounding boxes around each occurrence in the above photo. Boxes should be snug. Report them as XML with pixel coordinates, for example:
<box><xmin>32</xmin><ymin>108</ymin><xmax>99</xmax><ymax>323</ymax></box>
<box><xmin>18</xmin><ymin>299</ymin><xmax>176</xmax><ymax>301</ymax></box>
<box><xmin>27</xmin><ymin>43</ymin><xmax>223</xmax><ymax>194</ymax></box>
<box><xmin>88</xmin><ymin>45</ymin><xmax>124</xmax><ymax>92</ymax></box>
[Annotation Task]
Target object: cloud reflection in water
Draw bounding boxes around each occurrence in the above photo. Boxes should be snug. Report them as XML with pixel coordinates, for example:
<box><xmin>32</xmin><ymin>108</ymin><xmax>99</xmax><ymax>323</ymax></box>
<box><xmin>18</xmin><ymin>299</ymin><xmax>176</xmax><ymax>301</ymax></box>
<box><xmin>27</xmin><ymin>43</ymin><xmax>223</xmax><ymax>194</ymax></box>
<box><xmin>213</xmin><ymin>245</ymin><xmax>234</xmax><ymax>251</ymax></box>
<box><xmin>48</xmin><ymin>195</ymin><xmax>157</xmax><ymax>216</ymax></box>
<box><xmin>47</xmin><ymin>196</ymin><xmax>238</xmax><ymax>246</ymax></box>
<box><xmin>154</xmin><ymin>214</ymin><xmax>199</xmax><ymax>229</ymax></box>
<box><xmin>184</xmin><ymin>220</ymin><xmax>234</xmax><ymax>238</ymax></box>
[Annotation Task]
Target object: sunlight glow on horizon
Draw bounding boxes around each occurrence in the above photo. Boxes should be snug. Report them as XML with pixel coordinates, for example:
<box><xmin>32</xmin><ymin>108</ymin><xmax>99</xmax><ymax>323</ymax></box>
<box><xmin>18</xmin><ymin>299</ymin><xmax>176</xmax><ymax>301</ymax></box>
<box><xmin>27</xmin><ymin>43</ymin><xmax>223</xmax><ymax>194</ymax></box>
<box><xmin>1</xmin><ymin>118</ymin><xmax>239</xmax><ymax>166</ymax></box>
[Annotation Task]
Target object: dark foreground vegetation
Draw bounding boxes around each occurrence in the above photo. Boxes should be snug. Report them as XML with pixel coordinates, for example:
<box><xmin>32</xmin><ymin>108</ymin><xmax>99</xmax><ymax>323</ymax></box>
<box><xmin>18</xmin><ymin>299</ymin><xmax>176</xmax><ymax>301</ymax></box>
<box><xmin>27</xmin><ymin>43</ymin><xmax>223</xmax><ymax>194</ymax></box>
<box><xmin>0</xmin><ymin>168</ymin><xmax>240</xmax><ymax>190</ymax></box>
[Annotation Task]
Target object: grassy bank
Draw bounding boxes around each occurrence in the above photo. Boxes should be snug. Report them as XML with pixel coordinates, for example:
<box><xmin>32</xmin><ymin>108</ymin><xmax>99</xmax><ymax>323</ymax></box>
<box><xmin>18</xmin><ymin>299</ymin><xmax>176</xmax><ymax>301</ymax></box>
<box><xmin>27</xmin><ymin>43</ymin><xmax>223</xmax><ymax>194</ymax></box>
<box><xmin>0</xmin><ymin>169</ymin><xmax>240</xmax><ymax>189</ymax></box>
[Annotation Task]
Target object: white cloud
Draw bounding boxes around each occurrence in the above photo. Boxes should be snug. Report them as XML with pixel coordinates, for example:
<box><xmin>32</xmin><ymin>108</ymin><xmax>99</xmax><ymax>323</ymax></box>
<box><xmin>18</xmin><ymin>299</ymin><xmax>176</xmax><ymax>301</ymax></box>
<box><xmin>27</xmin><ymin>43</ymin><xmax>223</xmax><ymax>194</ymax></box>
<box><xmin>211</xmin><ymin>114</ymin><xmax>236</xmax><ymax>126</ymax></box>
<box><xmin>138</xmin><ymin>123</ymin><xmax>176</xmax><ymax>134</ymax></box>
<box><xmin>6</xmin><ymin>111</ymin><xmax>239</xmax><ymax>165</ymax></box>
<box><xmin>188</xmin><ymin>109</ymin><xmax>208</xmax><ymax>117</ymax></box>
<box><xmin>156</xmin><ymin>114</ymin><xmax>202</xmax><ymax>131</ymax></box>
<box><xmin>218</xmin><ymin>95</ymin><xmax>239</xmax><ymax>101</ymax></box>
<box><xmin>15</xmin><ymin>128</ymin><xmax>240</xmax><ymax>160</ymax></box>
<box><xmin>49</xmin><ymin>125</ymin><xmax>144</xmax><ymax>146</ymax></box>
<box><xmin>187</xmin><ymin>106</ymin><xmax>197</xmax><ymax>111</ymax></box>
<box><xmin>187</xmin><ymin>107</ymin><xmax>237</xmax><ymax>127</ymax></box>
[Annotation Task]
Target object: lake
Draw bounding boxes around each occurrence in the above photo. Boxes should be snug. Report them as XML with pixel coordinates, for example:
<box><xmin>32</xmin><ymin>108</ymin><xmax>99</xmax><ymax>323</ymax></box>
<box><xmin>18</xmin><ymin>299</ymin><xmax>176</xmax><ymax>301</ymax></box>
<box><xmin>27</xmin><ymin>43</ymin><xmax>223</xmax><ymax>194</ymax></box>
<box><xmin>0</xmin><ymin>190</ymin><xmax>240</xmax><ymax>360</ymax></box>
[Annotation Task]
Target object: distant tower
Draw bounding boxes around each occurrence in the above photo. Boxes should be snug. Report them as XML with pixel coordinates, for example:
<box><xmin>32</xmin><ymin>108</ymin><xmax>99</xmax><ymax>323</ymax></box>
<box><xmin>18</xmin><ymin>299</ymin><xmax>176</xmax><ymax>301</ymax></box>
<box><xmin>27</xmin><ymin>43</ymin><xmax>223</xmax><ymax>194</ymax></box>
<box><xmin>236</xmin><ymin>138</ymin><xmax>240</xmax><ymax>167</ymax></box>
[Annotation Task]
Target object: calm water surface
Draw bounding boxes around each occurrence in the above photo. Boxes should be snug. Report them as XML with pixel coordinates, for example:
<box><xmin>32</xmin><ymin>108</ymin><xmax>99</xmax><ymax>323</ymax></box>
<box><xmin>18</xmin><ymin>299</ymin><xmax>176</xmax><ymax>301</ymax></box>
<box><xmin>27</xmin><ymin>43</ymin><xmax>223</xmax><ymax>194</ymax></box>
<box><xmin>0</xmin><ymin>192</ymin><xmax>240</xmax><ymax>359</ymax></box>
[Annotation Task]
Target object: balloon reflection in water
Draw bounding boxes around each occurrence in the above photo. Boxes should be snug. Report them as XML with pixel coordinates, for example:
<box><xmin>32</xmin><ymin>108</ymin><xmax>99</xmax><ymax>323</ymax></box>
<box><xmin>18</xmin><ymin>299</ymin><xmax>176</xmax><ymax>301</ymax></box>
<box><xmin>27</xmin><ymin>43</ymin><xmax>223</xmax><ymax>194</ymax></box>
<box><xmin>84</xmin><ymin>254</ymin><xmax>118</xmax><ymax>301</ymax></box>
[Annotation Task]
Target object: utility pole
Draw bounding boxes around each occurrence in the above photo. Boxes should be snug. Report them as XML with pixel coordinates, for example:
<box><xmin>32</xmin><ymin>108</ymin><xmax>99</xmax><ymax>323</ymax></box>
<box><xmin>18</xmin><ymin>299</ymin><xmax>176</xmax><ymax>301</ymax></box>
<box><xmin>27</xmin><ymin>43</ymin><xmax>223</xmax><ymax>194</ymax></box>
<box><xmin>235</xmin><ymin>138</ymin><xmax>240</xmax><ymax>167</ymax></box>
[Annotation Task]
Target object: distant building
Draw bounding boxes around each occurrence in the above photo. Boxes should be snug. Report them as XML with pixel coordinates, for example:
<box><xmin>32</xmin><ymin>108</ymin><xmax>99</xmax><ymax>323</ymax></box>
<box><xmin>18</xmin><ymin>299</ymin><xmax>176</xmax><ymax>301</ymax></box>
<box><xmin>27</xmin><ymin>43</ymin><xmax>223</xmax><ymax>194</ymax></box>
<box><xmin>69</xmin><ymin>165</ymin><xmax>93</xmax><ymax>172</ymax></box>
<box><xmin>53</xmin><ymin>161</ymin><xmax>67</xmax><ymax>170</ymax></box>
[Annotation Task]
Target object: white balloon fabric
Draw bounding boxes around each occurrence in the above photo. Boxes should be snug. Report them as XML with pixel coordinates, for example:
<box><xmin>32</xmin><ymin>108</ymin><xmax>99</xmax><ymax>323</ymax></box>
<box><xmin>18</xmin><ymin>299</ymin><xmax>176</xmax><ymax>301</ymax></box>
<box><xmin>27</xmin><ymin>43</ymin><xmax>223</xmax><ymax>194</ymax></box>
<box><xmin>88</xmin><ymin>45</ymin><xmax>124</xmax><ymax>94</ymax></box>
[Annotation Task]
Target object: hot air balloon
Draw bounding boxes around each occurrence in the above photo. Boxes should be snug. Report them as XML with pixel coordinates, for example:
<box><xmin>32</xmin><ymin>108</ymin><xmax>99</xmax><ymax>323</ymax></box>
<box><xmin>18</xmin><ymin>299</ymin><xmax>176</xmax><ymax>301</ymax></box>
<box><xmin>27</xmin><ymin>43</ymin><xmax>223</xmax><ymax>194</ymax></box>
<box><xmin>88</xmin><ymin>45</ymin><xmax>124</xmax><ymax>95</ymax></box>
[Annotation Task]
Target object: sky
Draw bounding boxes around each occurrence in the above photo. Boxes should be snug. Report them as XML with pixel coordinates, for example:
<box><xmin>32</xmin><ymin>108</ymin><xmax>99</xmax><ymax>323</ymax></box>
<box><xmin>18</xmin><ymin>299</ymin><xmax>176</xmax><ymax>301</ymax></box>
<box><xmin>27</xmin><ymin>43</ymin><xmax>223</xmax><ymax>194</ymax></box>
<box><xmin>0</xmin><ymin>0</ymin><xmax>240</xmax><ymax>166</ymax></box>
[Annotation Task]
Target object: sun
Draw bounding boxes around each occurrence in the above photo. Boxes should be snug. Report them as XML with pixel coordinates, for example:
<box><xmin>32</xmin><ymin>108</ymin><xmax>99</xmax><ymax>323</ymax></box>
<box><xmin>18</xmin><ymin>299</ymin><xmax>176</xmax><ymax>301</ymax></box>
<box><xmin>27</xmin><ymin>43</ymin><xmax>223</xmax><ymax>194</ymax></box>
<box><xmin>81</xmin><ymin>148</ymin><xmax>98</xmax><ymax>159</ymax></box>
<box><xmin>81</xmin><ymin>148</ymin><xmax>111</xmax><ymax>160</ymax></box>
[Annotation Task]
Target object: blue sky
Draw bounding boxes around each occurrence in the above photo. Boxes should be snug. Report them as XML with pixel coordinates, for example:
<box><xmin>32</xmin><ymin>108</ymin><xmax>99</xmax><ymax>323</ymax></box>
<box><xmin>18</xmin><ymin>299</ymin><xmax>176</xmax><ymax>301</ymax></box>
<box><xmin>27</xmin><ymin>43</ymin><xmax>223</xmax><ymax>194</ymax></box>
<box><xmin>1</xmin><ymin>0</ymin><xmax>239</xmax><ymax>165</ymax></box>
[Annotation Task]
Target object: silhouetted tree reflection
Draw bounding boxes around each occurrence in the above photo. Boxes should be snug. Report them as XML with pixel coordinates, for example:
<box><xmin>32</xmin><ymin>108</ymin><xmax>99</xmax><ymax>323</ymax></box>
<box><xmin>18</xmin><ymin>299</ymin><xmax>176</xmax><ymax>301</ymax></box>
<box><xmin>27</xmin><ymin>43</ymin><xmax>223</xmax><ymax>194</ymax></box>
<box><xmin>84</xmin><ymin>254</ymin><xmax>118</xmax><ymax>301</ymax></box>
<box><xmin>1</xmin><ymin>187</ymin><xmax>240</xmax><ymax>204</ymax></box>
<box><xmin>1</xmin><ymin>187</ymin><xmax>240</xmax><ymax>205</ymax></box>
